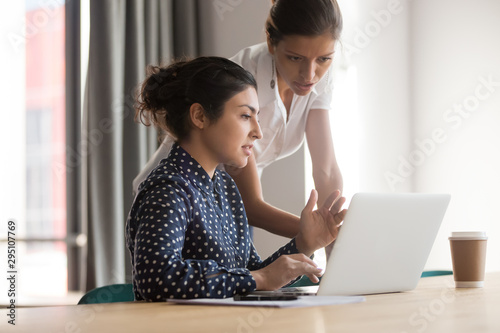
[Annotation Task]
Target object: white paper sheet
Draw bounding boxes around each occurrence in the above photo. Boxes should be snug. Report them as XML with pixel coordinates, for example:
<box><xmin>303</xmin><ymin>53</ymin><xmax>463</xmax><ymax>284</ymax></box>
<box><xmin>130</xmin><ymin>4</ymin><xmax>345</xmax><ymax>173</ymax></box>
<box><xmin>166</xmin><ymin>295</ymin><xmax>365</xmax><ymax>308</ymax></box>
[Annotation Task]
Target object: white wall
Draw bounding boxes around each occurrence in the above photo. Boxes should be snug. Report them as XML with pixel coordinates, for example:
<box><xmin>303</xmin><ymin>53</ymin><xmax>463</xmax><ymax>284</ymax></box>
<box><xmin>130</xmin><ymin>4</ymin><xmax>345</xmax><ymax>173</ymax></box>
<box><xmin>344</xmin><ymin>0</ymin><xmax>500</xmax><ymax>272</ymax></box>
<box><xmin>343</xmin><ymin>0</ymin><xmax>413</xmax><ymax>193</ymax></box>
<box><xmin>410</xmin><ymin>0</ymin><xmax>500</xmax><ymax>272</ymax></box>
<box><xmin>199</xmin><ymin>0</ymin><xmax>269</xmax><ymax>58</ymax></box>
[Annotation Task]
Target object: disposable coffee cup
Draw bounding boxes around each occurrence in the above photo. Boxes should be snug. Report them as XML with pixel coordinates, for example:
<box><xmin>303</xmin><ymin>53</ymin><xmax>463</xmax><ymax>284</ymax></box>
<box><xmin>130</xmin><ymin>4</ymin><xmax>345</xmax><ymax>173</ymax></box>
<box><xmin>449</xmin><ymin>231</ymin><xmax>487</xmax><ymax>288</ymax></box>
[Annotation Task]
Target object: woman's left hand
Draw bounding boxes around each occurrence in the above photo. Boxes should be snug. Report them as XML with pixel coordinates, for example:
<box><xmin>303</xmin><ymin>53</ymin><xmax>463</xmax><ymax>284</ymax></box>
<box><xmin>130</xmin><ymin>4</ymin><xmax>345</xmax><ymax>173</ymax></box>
<box><xmin>295</xmin><ymin>189</ymin><xmax>347</xmax><ymax>256</ymax></box>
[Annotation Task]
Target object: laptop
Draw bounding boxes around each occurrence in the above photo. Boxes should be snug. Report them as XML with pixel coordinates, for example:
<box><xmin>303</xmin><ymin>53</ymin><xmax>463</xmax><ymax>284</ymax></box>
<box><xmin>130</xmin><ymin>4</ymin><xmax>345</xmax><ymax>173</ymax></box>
<box><xmin>253</xmin><ymin>192</ymin><xmax>451</xmax><ymax>296</ymax></box>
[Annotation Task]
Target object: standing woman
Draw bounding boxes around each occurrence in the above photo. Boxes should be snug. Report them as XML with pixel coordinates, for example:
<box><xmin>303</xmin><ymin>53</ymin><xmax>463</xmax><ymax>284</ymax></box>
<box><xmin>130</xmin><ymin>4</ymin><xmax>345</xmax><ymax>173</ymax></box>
<box><xmin>134</xmin><ymin>0</ymin><xmax>344</xmax><ymax>239</ymax></box>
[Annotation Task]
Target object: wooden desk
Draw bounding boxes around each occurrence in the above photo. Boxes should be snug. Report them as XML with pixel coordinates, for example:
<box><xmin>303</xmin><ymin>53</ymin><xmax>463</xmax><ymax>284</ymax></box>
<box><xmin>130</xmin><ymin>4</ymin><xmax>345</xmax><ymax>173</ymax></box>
<box><xmin>2</xmin><ymin>272</ymin><xmax>499</xmax><ymax>333</ymax></box>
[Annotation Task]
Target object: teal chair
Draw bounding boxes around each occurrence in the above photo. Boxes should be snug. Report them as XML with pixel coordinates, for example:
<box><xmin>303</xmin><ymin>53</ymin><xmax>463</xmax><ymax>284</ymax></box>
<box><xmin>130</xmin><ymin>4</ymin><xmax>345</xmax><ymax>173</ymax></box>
<box><xmin>421</xmin><ymin>270</ymin><xmax>453</xmax><ymax>278</ymax></box>
<box><xmin>288</xmin><ymin>275</ymin><xmax>320</xmax><ymax>288</ymax></box>
<box><xmin>78</xmin><ymin>283</ymin><xmax>134</xmax><ymax>304</ymax></box>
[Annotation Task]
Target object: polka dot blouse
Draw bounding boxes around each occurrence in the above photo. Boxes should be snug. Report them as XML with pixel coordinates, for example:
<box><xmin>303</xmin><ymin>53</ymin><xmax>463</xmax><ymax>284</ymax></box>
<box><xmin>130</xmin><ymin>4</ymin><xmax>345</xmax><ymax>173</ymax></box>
<box><xmin>126</xmin><ymin>143</ymin><xmax>299</xmax><ymax>300</ymax></box>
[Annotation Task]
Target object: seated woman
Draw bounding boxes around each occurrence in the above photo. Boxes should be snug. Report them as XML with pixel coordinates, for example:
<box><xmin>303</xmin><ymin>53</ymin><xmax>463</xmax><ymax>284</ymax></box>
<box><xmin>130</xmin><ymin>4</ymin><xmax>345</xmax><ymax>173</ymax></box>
<box><xmin>126</xmin><ymin>56</ymin><xmax>346</xmax><ymax>300</ymax></box>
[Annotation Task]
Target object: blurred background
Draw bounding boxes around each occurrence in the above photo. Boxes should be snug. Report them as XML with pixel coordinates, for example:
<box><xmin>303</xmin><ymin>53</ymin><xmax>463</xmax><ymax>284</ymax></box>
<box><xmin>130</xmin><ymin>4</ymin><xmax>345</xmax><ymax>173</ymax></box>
<box><xmin>1</xmin><ymin>0</ymin><xmax>499</xmax><ymax>305</ymax></box>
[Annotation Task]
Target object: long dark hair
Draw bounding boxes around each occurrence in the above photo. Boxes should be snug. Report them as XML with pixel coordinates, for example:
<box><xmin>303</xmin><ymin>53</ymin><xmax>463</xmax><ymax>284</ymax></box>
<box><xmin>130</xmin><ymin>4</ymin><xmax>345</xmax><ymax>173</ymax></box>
<box><xmin>266</xmin><ymin>0</ymin><xmax>343</xmax><ymax>45</ymax></box>
<box><xmin>135</xmin><ymin>57</ymin><xmax>257</xmax><ymax>141</ymax></box>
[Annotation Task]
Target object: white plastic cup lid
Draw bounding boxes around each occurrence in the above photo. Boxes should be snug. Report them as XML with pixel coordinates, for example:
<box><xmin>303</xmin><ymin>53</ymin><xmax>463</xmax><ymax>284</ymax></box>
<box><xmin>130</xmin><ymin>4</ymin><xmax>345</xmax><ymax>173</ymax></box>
<box><xmin>449</xmin><ymin>231</ymin><xmax>488</xmax><ymax>240</ymax></box>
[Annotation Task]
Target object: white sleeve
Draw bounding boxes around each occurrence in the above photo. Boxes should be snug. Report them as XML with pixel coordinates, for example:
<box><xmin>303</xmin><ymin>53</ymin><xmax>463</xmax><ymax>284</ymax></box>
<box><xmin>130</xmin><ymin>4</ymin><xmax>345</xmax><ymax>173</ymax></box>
<box><xmin>229</xmin><ymin>46</ymin><xmax>258</xmax><ymax>78</ymax></box>
<box><xmin>132</xmin><ymin>135</ymin><xmax>174</xmax><ymax>195</ymax></box>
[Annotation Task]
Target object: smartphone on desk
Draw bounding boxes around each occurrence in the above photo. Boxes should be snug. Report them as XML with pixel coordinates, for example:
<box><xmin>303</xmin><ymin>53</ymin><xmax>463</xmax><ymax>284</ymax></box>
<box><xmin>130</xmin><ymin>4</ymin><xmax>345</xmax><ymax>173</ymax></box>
<box><xmin>234</xmin><ymin>295</ymin><xmax>298</xmax><ymax>301</ymax></box>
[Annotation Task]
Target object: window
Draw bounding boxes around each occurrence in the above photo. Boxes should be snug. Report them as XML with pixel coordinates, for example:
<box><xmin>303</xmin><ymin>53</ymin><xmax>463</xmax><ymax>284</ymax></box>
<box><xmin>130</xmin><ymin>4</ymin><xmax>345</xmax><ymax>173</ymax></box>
<box><xmin>0</xmin><ymin>0</ymin><xmax>82</xmax><ymax>304</ymax></box>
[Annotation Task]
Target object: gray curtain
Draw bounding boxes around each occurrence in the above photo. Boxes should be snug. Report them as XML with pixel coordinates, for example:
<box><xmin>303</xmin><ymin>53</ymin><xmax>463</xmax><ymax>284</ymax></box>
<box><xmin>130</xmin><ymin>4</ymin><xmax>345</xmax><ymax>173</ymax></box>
<box><xmin>83</xmin><ymin>0</ymin><xmax>200</xmax><ymax>291</ymax></box>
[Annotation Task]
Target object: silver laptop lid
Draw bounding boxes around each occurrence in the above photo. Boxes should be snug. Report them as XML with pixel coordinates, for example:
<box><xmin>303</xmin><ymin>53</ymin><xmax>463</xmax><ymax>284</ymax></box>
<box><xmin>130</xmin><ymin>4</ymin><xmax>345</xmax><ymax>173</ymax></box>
<box><xmin>318</xmin><ymin>193</ymin><xmax>451</xmax><ymax>296</ymax></box>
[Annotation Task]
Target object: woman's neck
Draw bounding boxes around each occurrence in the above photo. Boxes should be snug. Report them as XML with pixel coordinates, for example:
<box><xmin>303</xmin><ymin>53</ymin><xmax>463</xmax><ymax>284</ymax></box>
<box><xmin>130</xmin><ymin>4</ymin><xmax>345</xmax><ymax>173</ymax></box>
<box><xmin>178</xmin><ymin>139</ymin><xmax>217</xmax><ymax>179</ymax></box>
<box><xmin>277</xmin><ymin>74</ymin><xmax>293</xmax><ymax>118</ymax></box>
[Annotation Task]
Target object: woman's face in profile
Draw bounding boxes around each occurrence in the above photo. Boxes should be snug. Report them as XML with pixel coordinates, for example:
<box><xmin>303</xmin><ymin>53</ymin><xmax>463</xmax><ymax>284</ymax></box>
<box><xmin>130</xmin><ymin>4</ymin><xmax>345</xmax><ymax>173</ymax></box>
<box><xmin>201</xmin><ymin>87</ymin><xmax>262</xmax><ymax>169</ymax></box>
<box><xmin>269</xmin><ymin>31</ymin><xmax>336</xmax><ymax>96</ymax></box>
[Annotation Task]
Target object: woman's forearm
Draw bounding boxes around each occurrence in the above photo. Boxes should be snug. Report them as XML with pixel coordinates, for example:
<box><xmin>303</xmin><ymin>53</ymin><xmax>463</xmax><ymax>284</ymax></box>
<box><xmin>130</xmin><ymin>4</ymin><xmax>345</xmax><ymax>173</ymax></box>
<box><xmin>245</xmin><ymin>197</ymin><xmax>300</xmax><ymax>238</ymax></box>
<box><xmin>313</xmin><ymin>166</ymin><xmax>343</xmax><ymax>208</ymax></box>
<box><xmin>227</xmin><ymin>155</ymin><xmax>300</xmax><ymax>238</ymax></box>
<box><xmin>306</xmin><ymin>109</ymin><xmax>344</xmax><ymax>208</ymax></box>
